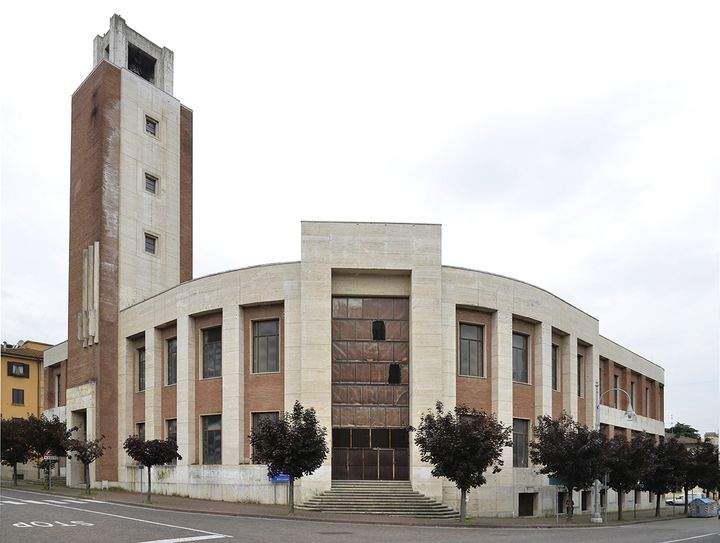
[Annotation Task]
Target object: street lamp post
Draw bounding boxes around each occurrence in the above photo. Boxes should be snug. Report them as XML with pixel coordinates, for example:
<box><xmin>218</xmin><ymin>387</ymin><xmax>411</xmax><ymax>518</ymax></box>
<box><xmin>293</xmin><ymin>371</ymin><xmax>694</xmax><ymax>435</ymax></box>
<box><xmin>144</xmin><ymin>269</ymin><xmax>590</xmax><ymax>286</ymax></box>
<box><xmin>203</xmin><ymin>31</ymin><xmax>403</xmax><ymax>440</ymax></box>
<box><xmin>591</xmin><ymin>381</ymin><xmax>636</xmax><ymax>524</ymax></box>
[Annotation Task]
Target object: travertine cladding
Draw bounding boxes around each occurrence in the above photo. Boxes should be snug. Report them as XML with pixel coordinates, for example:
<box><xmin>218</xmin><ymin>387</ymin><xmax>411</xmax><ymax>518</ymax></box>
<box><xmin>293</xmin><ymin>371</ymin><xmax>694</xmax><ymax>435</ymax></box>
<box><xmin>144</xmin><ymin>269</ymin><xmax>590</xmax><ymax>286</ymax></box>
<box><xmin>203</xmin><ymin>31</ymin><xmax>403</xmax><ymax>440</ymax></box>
<box><xmin>43</xmin><ymin>341</ymin><xmax>68</xmax><ymax>368</ymax></box>
<box><xmin>118</xmin><ymin>69</ymin><xmax>181</xmax><ymax>309</ymax></box>
<box><xmin>111</xmin><ymin>221</ymin><xmax>663</xmax><ymax>514</ymax></box>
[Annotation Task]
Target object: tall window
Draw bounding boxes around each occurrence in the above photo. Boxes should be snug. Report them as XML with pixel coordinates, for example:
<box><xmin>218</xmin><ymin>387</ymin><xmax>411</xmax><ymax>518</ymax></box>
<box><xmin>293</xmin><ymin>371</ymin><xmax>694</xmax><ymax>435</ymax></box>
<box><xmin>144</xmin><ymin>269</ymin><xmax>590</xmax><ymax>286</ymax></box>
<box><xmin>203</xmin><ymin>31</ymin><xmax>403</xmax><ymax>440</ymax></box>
<box><xmin>512</xmin><ymin>333</ymin><xmax>529</xmax><ymax>383</ymax></box>
<box><xmin>136</xmin><ymin>422</ymin><xmax>145</xmax><ymax>441</ymax></box>
<box><xmin>513</xmin><ymin>419</ymin><xmax>529</xmax><ymax>467</ymax></box>
<box><xmin>55</xmin><ymin>373</ymin><xmax>61</xmax><ymax>408</ymax></box>
<box><xmin>252</xmin><ymin>412</ymin><xmax>279</xmax><ymax>461</ymax></box>
<box><xmin>166</xmin><ymin>419</ymin><xmax>177</xmax><ymax>442</ymax></box>
<box><xmin>645</xmin><ymin>387</ymin><xmax>651</xmax><ymax>417</ymax></box>
<box><xmin>167</xmin><ymin>337</ymin><xmax>177</xmax><ymax>385</ymax></box>
<box><xmin>631</xmin><ymin>382</ymin><xmax>636</xmax><ymax>409</ymax></box>
<box><xmin>459</xmin><ymin>323</ymin><xmax>484</xmax><ymax>377</ymax></box>
<box><xmin>253</xmin><ymin>320</ymin><xmax>279</xmax><ymax>373</ymax></box>
<box><xmin>137</xmin><ymin>348</ymin><xmax>146</xmax><ymax>392</ymax></box>
<box><xmin>551</xmin><ymin>344</ymin><xmax>559</xmax><ymax>391</ymax></box>
<box><xmin>202</xmin><ymin>327</ymin><xmax>222</xmax><ymax>378</ymax></box>
<box><xmin>577</xmin><ymin>354</ymin><xmax>584</xmax><ymax>398</ymax></box>
<box><xmin>166</xmin><ymin>419</ymin><xmax>178</xmax><ymax>464</ymax></box>
<box><xmin>613</xmin><ymin>375</ymin><xmax>620</xmax><ymax>407</ymax></box>
<box><xmin>202</xmin><ymin>415</ymin><xmax>222</xmax><ymax>465</ymax></box>
<box><xmin>11</xmin><ymin>388</ymin><xmax>24</xmax><ymax>405</ymax></box>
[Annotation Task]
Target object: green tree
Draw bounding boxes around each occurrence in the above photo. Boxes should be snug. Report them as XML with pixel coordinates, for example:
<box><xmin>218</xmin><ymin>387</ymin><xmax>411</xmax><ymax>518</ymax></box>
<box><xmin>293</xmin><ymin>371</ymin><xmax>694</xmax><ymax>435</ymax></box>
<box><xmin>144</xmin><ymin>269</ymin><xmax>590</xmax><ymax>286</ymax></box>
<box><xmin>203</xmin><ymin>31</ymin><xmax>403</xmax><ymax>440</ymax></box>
<box><xmin>684</xmin><ymin>440</ymin><xmax>720</xmax><ymax>512</ymax></box>
<box><xmin>250</xmin><ymin>401</ymin><xmax>328</xmax><ymax>514</ymax></box>
<box><xmin>665</xmin><ymin>423</ymin><xmax>701</xmax><ymax>440</ymax></box>
<box><xmin>604</xmin><ymin>433</ymin><xmax>650</xmax><ymax>520</ymax></box>
<box><xmin>0</xmin><ymin>417</ymin><xmax>33</xmax><ymax>485</ymax></box>
<box><xmin>123</xmin><ymin>436</ymin><xmax>181</xmax><ymax>503</ymax></box>
<box><xmin>27</xmin><ymin>414</ymin><xmax>76</xmax><ymax>487</ymax></box>
<box><xmin>65</xmin><ymin>436</ymin><xmax>107</xmax><ymax>494</ymax></box>
<box><xmin>413</xmin><ymin>402</ymin><xmax>512</xmax><ymax>520</ymax></box>
<box><xmin>638</xmin><ymin>435</ymin><xmax>687</xmax><ymax>516</ymax></box>
<box><xmin>530</xmin><ymin>414</ymin><xmax>606</xmax><ymax>521</ymax></box>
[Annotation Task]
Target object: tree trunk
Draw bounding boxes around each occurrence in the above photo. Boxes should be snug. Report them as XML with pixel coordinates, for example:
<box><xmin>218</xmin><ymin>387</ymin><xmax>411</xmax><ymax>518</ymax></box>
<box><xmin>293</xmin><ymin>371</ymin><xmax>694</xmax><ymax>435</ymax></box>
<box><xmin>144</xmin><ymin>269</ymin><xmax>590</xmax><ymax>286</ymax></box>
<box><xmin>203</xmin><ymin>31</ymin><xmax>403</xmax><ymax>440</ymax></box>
<box><xmin>12</xmin><ymin>464</ymin><xmax>18</xmax><ymax>486</ymax></box>
<box><xmin>147</xmin><ymin>466</ymin><xmax>152</xmax><ymax>503</ymax></box>
<box><xmin>617</xmin><ymin>491</ymin><xmax>623</xmax><ymax>521</ymax></box>
<box><xmin>683</xmin><ymin>486</ymin><xmax>688</xmax><ymax>515</ymax></box>
<box><xmin>655</xmin><ymin>492</ymin><xmax>661</xmax><ymax>517</ymax></box>
<box><xmin>84</xmin><ymin>463</ymin><xmax>90</xmax><ymax>494</ymax></box>
<box><xmin>287</xmin><ymin>476</ymin><xmax>295</xmax><ymax>514</ymax></box>
<box><xmin>566</xmin><ymin>491</ymin><xmax>574</xmax><ymax>521</ymax></box>
<box><xmin>460</xmin><ymin>488</ymin><xmax>467</xmax><ymax>520</ymax></box>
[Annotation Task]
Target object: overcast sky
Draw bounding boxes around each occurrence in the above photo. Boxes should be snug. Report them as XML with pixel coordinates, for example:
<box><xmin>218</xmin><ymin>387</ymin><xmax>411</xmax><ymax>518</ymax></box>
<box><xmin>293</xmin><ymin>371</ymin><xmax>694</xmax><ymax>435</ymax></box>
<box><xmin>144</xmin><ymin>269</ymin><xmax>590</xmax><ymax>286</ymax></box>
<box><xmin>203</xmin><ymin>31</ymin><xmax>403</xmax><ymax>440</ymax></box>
<box><xmin>1</xmin><ymin>2</ymin><xmax>718</xmax><ymax>434</ymax></box>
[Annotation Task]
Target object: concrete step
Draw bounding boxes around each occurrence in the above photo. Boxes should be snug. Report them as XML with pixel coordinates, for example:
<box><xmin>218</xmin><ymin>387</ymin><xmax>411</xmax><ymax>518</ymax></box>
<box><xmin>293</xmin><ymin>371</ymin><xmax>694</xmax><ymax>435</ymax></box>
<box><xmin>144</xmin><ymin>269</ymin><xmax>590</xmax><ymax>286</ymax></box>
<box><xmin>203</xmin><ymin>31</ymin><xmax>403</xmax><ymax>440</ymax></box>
<box><xmin>300</xmin><ymin>481</ymin><xmax>458</xmax><ymax>518</ymax></box>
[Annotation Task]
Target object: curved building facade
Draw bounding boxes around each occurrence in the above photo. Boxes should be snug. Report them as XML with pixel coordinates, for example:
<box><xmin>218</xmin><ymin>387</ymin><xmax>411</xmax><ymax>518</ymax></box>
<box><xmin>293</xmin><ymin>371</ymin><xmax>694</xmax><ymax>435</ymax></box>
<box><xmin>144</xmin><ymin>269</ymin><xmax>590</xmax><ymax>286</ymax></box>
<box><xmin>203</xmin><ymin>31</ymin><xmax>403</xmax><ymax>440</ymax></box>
<box><xmin>43</xmin><ymin>16</ymin><xmax>664</xmax><ymax>518</ymax></box>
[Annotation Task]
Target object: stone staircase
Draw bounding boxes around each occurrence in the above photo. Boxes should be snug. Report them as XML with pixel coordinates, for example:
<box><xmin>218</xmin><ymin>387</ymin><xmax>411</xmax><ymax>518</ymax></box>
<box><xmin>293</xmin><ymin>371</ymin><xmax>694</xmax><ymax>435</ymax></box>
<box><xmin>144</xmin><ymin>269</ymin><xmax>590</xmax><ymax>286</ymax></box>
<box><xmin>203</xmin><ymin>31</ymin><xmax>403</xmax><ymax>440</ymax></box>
<box><xmin>297</xmin><ymin>480</ymin><xmax>458</xmax><ymax>518</ymax></box>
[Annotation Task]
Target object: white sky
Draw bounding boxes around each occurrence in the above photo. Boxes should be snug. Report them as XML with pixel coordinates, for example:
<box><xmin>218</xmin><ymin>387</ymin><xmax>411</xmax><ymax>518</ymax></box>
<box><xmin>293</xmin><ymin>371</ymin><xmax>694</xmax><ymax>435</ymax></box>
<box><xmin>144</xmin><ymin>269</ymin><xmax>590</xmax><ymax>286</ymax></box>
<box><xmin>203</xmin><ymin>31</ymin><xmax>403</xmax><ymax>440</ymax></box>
<box><xmin>1</xmin><ymin>2</ymin><xmax>718</xmax><ymax>434</ymax></box>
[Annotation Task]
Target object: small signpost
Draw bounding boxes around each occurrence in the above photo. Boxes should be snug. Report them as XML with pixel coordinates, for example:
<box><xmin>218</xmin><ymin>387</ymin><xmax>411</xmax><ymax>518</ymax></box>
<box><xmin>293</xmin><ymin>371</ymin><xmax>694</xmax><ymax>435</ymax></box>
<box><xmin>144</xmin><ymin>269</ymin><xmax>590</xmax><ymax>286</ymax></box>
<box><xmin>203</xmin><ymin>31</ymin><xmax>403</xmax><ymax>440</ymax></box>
<box><xmin>269</xmin><ymin>473</ymin><xmax>290</xmax><ymax>505</ymax></box>
<box><xmin>138</xmin><ymin>465</ymin><xmax>145</xmax><ymax>501</ymax></box>
<box><xmin>548</xmin><ymin>477</ymin><xmax>566</xmax><ymax>525</ymax></box>
<box><xmin>43</xmin><ymin>450</ymin><xmax>59</xmax><ymax>490</ymax></box>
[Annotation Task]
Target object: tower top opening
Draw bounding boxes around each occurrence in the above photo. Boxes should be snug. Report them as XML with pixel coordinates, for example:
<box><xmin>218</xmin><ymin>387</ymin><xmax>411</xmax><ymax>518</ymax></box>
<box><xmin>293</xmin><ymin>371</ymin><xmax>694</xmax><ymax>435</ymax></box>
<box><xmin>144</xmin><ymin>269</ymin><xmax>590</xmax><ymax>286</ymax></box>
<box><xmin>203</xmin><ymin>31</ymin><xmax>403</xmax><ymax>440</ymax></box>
<box><xmin>93</xmin><ymin>14</ymin><xmax>174</xmax><ymax>94</ymax></box>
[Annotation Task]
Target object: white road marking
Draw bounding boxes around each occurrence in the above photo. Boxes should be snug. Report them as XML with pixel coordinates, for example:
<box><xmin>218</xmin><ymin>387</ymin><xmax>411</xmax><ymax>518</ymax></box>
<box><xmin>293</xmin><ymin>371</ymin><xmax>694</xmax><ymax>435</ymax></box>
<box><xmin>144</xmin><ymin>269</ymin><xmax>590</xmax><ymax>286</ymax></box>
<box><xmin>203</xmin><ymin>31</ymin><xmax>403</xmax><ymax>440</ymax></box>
<box><xmin>62</xmin><ymin>499</ymin><xmax>93</xmax><ymax>504</ymax></box>
<box><xmin>1</xmin><ymin>489</ymin><xmax>231</xmax><ymax>540</ymax></box>
<box><xmin>660</xmin><ymin>534</ymin><xmax>720</xmax><ymax>543</ymax></box>
<box><xmin>138</xmin><ymin>536</ymin><xmax>229</xmax><ymax>543</ymax></box>
<box><xmin>20</xmin><ymin>500</ymin><xmax>46</xmax><ymax>504</ymax></box>
<box><xmin>0</xmin><ymin>500</ymin><xmax>25</xmax><ymax>504</ymax></box>
<box><xmin>44</xmin><ymin>499</ymin><xmax>73</xmax><ymax>504</ymax></box>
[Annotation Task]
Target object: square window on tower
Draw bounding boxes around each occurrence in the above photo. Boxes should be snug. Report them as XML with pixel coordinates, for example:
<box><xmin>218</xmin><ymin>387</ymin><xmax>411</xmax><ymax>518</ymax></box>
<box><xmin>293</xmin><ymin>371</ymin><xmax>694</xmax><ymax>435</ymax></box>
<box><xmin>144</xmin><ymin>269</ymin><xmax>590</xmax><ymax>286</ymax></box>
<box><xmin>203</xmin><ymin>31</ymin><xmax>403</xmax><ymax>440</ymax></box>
<box><xmin>145</xmin><ymin>116</ymin><xmax>158</xmax><ymax>136</ymax></box>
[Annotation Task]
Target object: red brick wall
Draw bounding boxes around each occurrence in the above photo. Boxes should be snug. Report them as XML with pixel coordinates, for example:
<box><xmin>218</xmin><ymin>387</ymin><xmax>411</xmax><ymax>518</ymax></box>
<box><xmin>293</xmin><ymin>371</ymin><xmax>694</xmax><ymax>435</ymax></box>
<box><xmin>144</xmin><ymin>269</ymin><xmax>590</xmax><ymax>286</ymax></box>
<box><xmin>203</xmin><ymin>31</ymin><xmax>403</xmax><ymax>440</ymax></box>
<box><xmin>577</xmin><ymin>344</ymin><xmax>587</xmax><ymax>426</ymax></box>
<box><xmin>68</xmin><ymin>61</ymin><xmax>122</xmax><ymax>481</ymax></box>
<box><xmin>456</xmin><ymin>308</ymin><xmax>493</xmax><ymax>414</ymax></box>
<box><xmin>512</xmin><ymin>319</ymin><xmax>535</xmax><ymax>421</ymax></box>
<box><xmin>551</xmin><ymin>333</ymin><xmax>563</xmax><ymax>419</ymax></box>
<box><xmin>194</xmin><ymin>313</ymin><xmax>223</xmax><ymax>463</ymax></box>
<box><xmin>161</xmin><ymin>325</ymin><xmax>178</xmax><ymax>428</ymax></box>
<box><xmin>132</xmin><ymin>337</ymin><xmax>146</xmax><ymax>428</ymax></box>
<box><xmin>244</xmin><ymin>304</ymin><xmax>285</xmax><ymax>459</ymax></box>
<box><xmin>179</xmin><ymin>106</ymin><xmax>193</xmax><ymax>283</ymax></box>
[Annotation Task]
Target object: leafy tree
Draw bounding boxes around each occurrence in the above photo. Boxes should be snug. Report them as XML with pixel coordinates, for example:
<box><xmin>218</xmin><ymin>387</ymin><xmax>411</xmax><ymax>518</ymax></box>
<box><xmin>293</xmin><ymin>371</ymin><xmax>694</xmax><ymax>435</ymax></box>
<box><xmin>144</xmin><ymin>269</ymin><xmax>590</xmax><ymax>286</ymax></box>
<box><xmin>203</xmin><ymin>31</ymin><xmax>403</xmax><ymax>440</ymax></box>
<box><xmin>0</xmin><ymin>417</ymin><xmax>33</xmax><ymax>485</ymax></box>
<box><xmin>684</xmin><ymin>440</ymin><xmax>720</xmax><ymax>512</ymax></box>
<box><xmin>413</xmin><ymin>402</ymin><xmax>512</xmax><ymax>520</ymax></box>
<box><xmin>604</xmin><ymin>433</ymin><xmax>650</xmax><ymax>520</ymax></box>
<box><xmin>250</xmin><ymin>401</ymin><xmax>328</xmax><ymax>514</ymax></box>
<box><xmin>27</xmin><ymin>414</ymin><xmax>76</xmax><ymax>486</ymax></box>
<box><xmin>638</xmin><ymin>435</ymin><xmax>687</xmax><ymax>516</ymax></box>
<box><xmin>665</xmin><ymin>422</ymin><xmax>701</xmax><ymax>441</ymax></box>
<box><xmin>123</xmin><ymin>436</ymin><xmax>181</xmax><ymax>503</ymax></box>
<box><xmin>65</xmin><ymin>436</ymin><xmax>107</xmax><ymax>494</ymax></box>
<box><xmin>530</xmin><ymin>414</ymin><xmax>606</xmax><ymax>521</ymax></box>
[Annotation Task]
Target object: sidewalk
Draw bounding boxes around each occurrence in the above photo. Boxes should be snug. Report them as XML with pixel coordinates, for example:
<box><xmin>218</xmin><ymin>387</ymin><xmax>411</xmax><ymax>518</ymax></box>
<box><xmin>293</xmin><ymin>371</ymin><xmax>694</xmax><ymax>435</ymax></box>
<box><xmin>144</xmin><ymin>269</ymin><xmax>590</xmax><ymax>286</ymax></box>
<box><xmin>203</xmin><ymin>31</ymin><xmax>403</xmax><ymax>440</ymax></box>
<box><xmin>2</xmin><ymin>479</ymin><xmax>689</xmax><ymax>529</ymax></box>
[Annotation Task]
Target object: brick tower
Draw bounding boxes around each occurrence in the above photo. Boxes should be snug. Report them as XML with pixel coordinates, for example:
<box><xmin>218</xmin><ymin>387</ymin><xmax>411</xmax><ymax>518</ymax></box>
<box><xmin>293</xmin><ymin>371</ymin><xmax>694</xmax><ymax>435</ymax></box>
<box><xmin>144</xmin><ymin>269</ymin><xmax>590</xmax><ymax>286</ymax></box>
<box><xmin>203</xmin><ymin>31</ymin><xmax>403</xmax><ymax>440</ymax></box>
<box><xmin>65</xmin><ymin>14</ymin><xmax>192</xmax><ymax>485</ymax></box>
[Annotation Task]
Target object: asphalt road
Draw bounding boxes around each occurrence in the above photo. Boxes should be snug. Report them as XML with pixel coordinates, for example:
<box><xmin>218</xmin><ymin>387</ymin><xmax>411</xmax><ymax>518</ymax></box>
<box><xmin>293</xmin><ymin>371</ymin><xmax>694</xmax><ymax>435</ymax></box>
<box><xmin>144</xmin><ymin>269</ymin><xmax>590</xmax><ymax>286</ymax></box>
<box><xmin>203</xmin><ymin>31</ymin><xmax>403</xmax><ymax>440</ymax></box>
<box><xmin>1</xmin><ymin>487</ymin><xmax>719</xmax><ymax>543</ymax></box>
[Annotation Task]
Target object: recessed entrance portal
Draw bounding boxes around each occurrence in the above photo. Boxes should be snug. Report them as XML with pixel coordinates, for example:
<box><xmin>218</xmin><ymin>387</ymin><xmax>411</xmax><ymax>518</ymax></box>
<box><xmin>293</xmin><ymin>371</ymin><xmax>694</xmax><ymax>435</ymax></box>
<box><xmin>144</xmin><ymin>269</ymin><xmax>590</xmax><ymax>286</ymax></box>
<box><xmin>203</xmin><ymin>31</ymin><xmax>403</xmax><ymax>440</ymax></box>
<box><xmin>331</xmin><ymin>297</ymin><xmax>410</xmax><ymax>481</ymax></box>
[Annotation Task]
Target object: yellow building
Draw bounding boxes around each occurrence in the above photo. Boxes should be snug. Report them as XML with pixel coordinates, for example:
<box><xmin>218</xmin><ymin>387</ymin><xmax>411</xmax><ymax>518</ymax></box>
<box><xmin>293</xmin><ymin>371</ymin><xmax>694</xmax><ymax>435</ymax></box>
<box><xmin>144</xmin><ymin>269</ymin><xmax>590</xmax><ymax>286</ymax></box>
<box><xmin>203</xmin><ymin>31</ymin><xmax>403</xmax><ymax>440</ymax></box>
<box><xmin>1</xmin><ymin>340</ymin><xmax>50</xmax><ymax>418</ymax></box>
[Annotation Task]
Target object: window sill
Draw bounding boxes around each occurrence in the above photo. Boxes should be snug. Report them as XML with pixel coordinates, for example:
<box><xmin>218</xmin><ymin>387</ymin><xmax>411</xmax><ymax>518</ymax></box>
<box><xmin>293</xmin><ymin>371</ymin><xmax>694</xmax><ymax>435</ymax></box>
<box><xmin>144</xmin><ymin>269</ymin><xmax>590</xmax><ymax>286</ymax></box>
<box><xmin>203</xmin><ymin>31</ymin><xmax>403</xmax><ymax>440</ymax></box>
<box><xmin>512</xmin><ymin>380</ymin><xmax>532</xmax><ymax>386</ymax></box>
<box><xmin>164</xmin><ymin>383</ymin><xmax>177</xmax><ymax>388</ymax></box>
<box><xmin>457</xmin><ymin>373</ymin><xmax>487</xmax><ymax>380</ymax></box>
<box><xmin>200</xmin><ymin>375</ymin><xmax>223</xmax><ymax>381</ymax></box>
<box><xmin>250</xmin><ymin>370</ymin><xmax>281</xmax><ymax>376</ymax></box>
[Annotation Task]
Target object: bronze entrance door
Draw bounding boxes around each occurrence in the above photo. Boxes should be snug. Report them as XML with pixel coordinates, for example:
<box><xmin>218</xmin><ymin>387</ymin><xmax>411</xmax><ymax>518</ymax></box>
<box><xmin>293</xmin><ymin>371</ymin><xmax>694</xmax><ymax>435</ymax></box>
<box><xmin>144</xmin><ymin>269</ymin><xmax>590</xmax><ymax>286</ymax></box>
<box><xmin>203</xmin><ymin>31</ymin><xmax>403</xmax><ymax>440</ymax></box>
<box><xmin>332</xmin><ymin>428</ymin><xmax>409</xmax><ymax>480</ymax></box>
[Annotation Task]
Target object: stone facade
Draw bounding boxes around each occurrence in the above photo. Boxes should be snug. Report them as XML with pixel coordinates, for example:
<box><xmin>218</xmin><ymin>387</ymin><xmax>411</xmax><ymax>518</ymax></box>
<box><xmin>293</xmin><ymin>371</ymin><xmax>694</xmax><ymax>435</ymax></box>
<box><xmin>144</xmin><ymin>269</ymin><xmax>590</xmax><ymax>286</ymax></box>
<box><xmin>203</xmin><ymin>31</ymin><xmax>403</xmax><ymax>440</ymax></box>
<box><xmin>42</xmin><ymin>15</ymin><xmax>666</xmax><ymax>518</ymax></box>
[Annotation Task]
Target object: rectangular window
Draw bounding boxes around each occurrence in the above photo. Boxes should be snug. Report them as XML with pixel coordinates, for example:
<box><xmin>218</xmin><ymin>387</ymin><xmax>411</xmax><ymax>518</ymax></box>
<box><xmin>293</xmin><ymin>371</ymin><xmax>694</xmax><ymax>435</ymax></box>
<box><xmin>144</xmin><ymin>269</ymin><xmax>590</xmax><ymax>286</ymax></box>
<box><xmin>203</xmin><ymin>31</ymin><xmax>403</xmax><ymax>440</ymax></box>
<box><xmin>137</xmin><ymin>422</ymin><xmax>145</xmax><ymax>441</ymax></box>
<box><xmin>166</xmin><ymin>419</ymin><xmax>177</xmax><ymax>442</ymax></box>
<box><xmin>137</xmin><ymin>348</ymin><xmax>146</xmax><ymax>392</ymax></box>
<box><xmin>202</xmin><ymin>327</ymin><xmax>222</xmax><ymax>378</ymax></box>
<box><xmin>166</xmin><ymin>418</ymin><xmax>178</xmax><ymax>464</ymax></box>
<box><xmin>11</xmin><ymin>388</ymin><xmax>24</xmax><ymax>405</ymax></box>
<box><xmin>253</xmin><ymin>320</ymin><xmax>279</xmax><ymax>373</ymax></box>
<box><xmin>251</xmin><ymin>412</ymin><xmax>279</xmax><ymax>461</ymax></box>
<box><xmin>144</xmin><ymin>233</ymin><xmax>157</xmax><ymax>254</ymax></box>
<box><xmin>459</xmin><ymin>323</ymin><xmax>484</xmax><ymax>377</ymax></box>
<box><xmin>55</xmin><ymin>373</ymin><xmax>61</xmax><ymax>408</ymax></box>
<box><xmin>7</xmin><ymin>361</ymin><xmax>30</xmax><ymax>378</ymax></box>
<box><xmin>631</xmin><ymin>382</ymin><xmax>636</xmax><ymax>409</ymax></box>
<box><xmin>167</xmin><ymin>337</ymin><xmax>177</xmax><ymax>385</ymax></box>
<box><xmin>145</xmin><ymin>115</ymin><xmax>158</xmax><ymax>136</ymax></box>
<box><xmin>145</xmin><ymin>173</ymin><xmax>158</xmax><ymax>194</ymax></box>
<box><xmin>577</xmin><ymin>354</ymin><xmax>584</xmax><ymax>398</ymax></box>
<box><xmin>202</xmin><ymin>415</ymin><xmax>222</xmax><ymax>465</ymax></box>
<box><xmin>645</xmin><ymin>387</ymin><xmax>651</xmax><ymax>417</ymax></box>
<box><xmin>513</xmin><ymin>419</ymin><xmax>529</xmax><ymax>467</ymax></box>
<box><xmin>614</xmin><ymin>375</ymin><xmax>620</xmax><ymax>407</ymax></box>
<box><xmin>512</xmin><ymin>333</ymin><xmax>529</xmax><ymax>383</ymax></box>
<box><xmin>551</xmin><ymin>344</ymin><xmax>559</xmax><ymax>391</ymax></box>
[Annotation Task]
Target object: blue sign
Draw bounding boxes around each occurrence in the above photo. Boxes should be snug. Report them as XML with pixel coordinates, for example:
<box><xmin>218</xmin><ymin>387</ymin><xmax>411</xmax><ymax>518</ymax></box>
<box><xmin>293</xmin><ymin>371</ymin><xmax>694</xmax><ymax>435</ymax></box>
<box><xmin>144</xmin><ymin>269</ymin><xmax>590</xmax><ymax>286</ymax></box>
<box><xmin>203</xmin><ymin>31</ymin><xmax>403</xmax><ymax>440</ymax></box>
<box><xmin>269</xmin><ymin>473</ymin><xmax>290</xmax><ymax>483</ymax></box>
